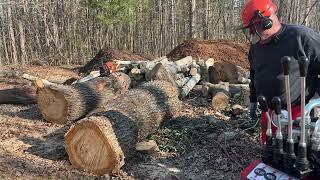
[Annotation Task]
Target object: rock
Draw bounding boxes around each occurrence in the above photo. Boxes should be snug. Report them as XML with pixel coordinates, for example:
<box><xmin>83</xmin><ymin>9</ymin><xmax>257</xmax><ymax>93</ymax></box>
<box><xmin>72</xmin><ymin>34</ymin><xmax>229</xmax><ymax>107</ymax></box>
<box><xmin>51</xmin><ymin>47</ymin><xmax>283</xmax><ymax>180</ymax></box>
<box><xmin>135</xmin><ymin>140</ymin><xmax>159</xmax><ymax>154</ymax></box>
<box><xmin>232</xmin><ymin>104</ymin><xmax>244</xmax><ymax>116</ymax></box>
<box><xmin>208</xmin><ymin>62</ymin><xmax>248</xmax><ymax>84</ymax></box>
<box><xmin>211</xmin><ymin>92</ymin><xmax>230</xmax><ymax>111</ymax></box>
<box><xmin>218</xmin><ymin>132</ymin><xmax>236</xmax><ymax>143</ymax></box>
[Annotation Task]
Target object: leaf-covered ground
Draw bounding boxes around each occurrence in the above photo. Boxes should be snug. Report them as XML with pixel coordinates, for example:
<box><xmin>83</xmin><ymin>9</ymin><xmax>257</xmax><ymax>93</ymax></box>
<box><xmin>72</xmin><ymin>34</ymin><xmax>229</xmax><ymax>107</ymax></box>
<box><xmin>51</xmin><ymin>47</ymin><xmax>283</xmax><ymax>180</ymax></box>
<box><xmin>0</xmin><ymin>66</ymin><xmax>261</xmax><ymax>179</ymax></box>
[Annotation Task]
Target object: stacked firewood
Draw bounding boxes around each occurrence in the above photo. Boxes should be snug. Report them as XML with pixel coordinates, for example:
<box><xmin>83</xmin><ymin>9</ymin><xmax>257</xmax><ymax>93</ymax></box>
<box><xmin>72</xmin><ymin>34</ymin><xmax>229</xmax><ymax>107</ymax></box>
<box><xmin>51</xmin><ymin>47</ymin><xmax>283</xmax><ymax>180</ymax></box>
<box><xmin>109</xmin><ymin>56</ymin><xmax>215</xmax><ymax>98</ymax></box>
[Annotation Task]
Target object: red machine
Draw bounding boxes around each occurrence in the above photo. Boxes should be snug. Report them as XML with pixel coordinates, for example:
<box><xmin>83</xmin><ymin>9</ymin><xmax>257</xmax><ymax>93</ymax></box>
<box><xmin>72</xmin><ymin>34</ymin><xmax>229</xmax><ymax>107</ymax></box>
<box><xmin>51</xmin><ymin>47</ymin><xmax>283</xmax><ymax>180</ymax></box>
<box><xmin>241</xmin><ymin>57</ymin><xmax>320</xmax><ymax>179</ymax></box>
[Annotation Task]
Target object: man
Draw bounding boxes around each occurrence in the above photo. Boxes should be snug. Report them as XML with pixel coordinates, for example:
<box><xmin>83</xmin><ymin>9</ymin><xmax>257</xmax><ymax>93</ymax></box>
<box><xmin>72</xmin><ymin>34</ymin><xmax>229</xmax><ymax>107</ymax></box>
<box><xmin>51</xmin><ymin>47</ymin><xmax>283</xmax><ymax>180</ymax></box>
<box><xmin>240</xmin><ymin>0</ymin><xmax>320</xmax><ymax>144</ymax></box>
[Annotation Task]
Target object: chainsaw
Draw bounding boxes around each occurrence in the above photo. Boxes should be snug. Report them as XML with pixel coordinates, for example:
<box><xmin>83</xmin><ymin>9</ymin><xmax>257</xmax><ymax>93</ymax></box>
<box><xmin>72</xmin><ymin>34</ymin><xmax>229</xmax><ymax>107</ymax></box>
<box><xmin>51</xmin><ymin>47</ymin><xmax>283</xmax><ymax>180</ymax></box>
<box><xmin>241</xmin><ymin>56</ymin><xmax>320</xmax><ymax>180</ymax></box>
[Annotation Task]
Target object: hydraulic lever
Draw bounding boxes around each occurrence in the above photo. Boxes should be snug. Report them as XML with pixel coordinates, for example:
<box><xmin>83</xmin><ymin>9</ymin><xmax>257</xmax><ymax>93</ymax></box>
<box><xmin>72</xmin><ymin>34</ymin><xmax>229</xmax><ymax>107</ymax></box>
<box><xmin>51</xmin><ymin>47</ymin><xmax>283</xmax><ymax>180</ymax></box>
<box><xmin>295</xmin><ymin>56</ymin><xmax>310</xmax><ymax>173</ymax></box>
<box><xmin>281</xmin><ymin>56</ymin><xmax>296</xmax><ymax>172</ymax></box>
<box><xmin>271</xmin><ymin>97</ymin><xmax>284</xmax><ymax>169</ymax></box>
<box><xmin>259</xmin><ymin>96</ymin><xmax>273</xmax><ymax>164</ymax></box>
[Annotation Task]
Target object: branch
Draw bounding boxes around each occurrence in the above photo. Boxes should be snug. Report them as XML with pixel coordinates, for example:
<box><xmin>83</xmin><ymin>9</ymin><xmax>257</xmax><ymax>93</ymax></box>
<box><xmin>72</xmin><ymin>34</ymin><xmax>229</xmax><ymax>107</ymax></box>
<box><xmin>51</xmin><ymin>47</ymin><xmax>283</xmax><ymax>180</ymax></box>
<box><xmin>301</xmin><ymin>0</ymin><xmax>320</xmax><ymax>25</ymax></box>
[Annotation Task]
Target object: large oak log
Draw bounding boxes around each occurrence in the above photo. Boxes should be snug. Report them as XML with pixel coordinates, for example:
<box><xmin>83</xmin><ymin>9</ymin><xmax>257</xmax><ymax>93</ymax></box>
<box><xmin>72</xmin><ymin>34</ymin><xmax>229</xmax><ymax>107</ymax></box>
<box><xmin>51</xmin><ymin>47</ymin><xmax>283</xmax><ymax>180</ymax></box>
<box><xmin>147</xmin><ymin>63</ymin><xmax>177</xmax><ymax>86</ymax></box>
<box><xmin>64</xmin><ymin>81</ymin><xmax>181</xmax><ymax>175</ymax></box>
<box><xmin>0</xmin><ymin>87</ymin><xmax>36</xmax><ymax>105</ymax></box>
<box><xmin>37</xmin><ymin>73</ymin><xmax>131</xmax><ymax>124</ymax></box>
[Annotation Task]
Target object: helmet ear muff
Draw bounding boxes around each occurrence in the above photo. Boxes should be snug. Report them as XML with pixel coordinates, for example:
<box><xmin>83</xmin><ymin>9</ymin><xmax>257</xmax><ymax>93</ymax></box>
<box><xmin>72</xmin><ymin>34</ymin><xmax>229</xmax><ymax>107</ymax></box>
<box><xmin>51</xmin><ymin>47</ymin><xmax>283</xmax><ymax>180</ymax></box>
<box><xmin>254</xmin><ymin>10</ymin><xmax>273</xmax><ymax>30</ymax></box>
<box><xmin>261</xmin><ymin>17</ymin><xmax>273</xmax><ymax>30</ymax></box>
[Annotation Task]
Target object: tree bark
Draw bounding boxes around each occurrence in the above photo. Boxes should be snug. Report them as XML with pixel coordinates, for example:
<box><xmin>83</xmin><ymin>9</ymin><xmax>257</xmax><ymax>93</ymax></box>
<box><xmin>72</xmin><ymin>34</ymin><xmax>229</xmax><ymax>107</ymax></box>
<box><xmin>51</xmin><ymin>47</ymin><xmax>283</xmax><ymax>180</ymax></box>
<box><xmin>0</xmin><ymin>87</ymin><xmax>36</xmax><ymax>105</ymax></box>
<box><xmin>64</xmin><ymin>81</ymin><xmax>181</xmax><ymax>175</ymax></box>
<box><xmin>37</xmin><ymin>73</ymin><xmax>131</xmax><ymax>124</ymax></box>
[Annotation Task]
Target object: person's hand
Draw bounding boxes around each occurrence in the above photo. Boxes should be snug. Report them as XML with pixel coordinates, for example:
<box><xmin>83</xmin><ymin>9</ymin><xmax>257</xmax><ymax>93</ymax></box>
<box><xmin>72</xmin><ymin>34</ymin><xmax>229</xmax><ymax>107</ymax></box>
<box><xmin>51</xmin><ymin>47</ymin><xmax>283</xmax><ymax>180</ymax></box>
<box><xmin>249</xmin><ymin>102</ymin><xmax>258</xmax><ymax>120</ymax></box>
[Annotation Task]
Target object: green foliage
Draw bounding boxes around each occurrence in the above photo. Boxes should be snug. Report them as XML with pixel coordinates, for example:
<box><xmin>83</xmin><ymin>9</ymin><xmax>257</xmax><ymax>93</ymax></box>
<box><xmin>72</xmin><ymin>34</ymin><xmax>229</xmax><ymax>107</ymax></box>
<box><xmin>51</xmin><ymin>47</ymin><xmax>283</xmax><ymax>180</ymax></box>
<box><xmin>84</xmin><ymin>0</ymin><xmax>152</xmax><ymax>25</ymax></box>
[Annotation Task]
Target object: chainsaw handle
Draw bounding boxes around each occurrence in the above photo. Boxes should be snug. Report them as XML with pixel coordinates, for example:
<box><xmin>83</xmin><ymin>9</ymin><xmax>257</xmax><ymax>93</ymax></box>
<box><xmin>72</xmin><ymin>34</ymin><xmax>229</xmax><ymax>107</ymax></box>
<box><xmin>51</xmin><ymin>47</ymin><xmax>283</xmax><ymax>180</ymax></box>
<box><xmin>281</xmin><ymin>56</ymin><xmax>291</xmax><ymax>75</ymax></box>
<box><xmin>298</xmin><ymin>56</ymin><xmax>308</xmax><ymax>77</ymax></box>
<box><xmin>258</xmin><ymin>96</ymin><xmax>268</xmax><ymax>112</ymax></box>
<box><xmin>271</xmin><ymin>97</ymin><xmax>281</xmax><ymax>115</ymax></box>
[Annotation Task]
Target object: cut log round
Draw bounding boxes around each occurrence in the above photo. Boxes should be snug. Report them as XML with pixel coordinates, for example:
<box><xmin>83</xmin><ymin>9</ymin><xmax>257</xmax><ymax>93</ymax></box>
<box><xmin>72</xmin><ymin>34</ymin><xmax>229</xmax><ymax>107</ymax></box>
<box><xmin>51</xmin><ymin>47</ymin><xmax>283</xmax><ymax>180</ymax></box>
<box><xmin>212</xmin><ymin>91</ymin><xmax>230</xmax><ymax>111</ymax></box>
<box><xmin>65</xmin><ymin>81</ymin><xmax>181</xmax><ymax>175</ymax></box>
<box><xmin>189</xmin><ymin>67</ymin><xmax>198</xmax><ymax>76</ymax></box>
<box><xmin>37</xmin><ymin>73</ymin><xmax>131</xmax><ymax>124</ymax></box>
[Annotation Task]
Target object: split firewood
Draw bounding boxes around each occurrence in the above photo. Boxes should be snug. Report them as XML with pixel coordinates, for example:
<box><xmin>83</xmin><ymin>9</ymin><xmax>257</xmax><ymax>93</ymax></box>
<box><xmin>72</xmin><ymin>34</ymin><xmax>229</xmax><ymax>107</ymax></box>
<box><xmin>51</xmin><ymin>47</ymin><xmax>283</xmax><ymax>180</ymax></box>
<box><xmin>175</xmin><ymin>73</ymin><xmax>185</xmax><ymax>80</ymax></box>
<box><xmin>113</xmin><ymin>60</ymin><xmax>146</xmax><ymax>65</ymax></box>
<box><xmin>72</xmin><ymin>71</ymin><xmax>101</xmax><ymax>84</ymax></box>
<box><xmin>201</xmin><ymin>82</ymin><xmax>230</xmax><ymax>97</ymax></box>
<box><xmin>0</xmin><ymin>87</ymin><xmax>36</xmax><ymax>105</ymax></box>
<box><xmin>173</xmin><ymin>56</ymin><xmax>193</xmax><ymax>67</ymax></box>
<box><xmin>64</xmin><ymin>81</ymin><xmax>181</xmax><ymax>175</ymax></box>
<box><xmin>176</xmin><ymin>77</ymin><xmax>191</xmax><ymax>88</ymax></box>
<box><xmin>22</xmin><ymin>73</ymin><xmax>57</xmax><ymax>86</ymax></box>
<box><xmin>37</xmin><ymin>72</ymin><xmax>131</xmax><ymax>124</ymax></box>
<box><xmin>180</xmin><ymin>73</ymin><xmax>201</xmax><ymax>98</ymax></box>
<box><xmin>151</xmin><ymin>56</ymin><xmax>168</xmax><ymax>63</ymax></box>
<box><xmin>195</xmin><ymin>58</ymin><xmax>214</xmax><ymax>82</ymax></box>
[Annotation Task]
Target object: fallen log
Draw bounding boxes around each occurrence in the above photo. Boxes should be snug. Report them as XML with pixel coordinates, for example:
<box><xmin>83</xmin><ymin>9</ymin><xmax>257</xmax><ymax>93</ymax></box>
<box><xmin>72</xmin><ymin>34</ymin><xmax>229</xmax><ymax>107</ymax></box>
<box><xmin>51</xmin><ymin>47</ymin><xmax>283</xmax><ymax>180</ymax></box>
<box><xmin>64</xmin><ymin>81</ymin><xmax>181</xmax><ymax>175</ymax></box>
<box><xmin>180</xmin><ymin>73</ymin><xmax>201</xmax><ymax>98</ymax></box>
<box><xmin>22</xmin><ymin>73</ymin><xmax>58</xmax><ymax>86</ymax></box>
<box><xmin>201</xmin><ymin>82</ymin><xmax>230</xmax><ymax>97</ymax></box>
<box><xmin>0</xmin><ymin>87</ymin><xmax>36</xmax><ymax>105</ymax></box>
<box><xmin>37</xmin><ymin>73</ymin><xmax>131</xmax><ymax>124</ymax></box>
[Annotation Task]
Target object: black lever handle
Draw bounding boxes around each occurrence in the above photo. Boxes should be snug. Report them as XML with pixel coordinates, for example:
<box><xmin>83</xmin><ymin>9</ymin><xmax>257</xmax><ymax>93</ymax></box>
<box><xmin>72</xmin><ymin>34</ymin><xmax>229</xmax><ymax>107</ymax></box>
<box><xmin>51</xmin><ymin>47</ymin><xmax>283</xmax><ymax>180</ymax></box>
<box><xmin>298</xmin><ymin>56</ymin><xmax>308</xmax><ymax>77</ymax></box>
<box><xmin>281</xmin><ymin>56</ymin><xmax>291</xmax><ymax>75</ymax></box>
<box><xmin>258</xmin><ymin>96</ymin><xmax>268</xmax><ymax>112</ymax></box>
<box><xmin>271</xmin><ymin>97</ymin><xmax>281</xmax><ymax>115</ymax></box>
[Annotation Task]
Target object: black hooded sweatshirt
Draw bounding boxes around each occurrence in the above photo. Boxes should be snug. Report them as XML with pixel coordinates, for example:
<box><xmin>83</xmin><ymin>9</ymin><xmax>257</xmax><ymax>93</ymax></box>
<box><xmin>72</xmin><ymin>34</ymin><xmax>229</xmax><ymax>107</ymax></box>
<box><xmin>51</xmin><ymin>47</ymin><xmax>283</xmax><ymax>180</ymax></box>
<box><xmin>248</xmin><ymin>24</ymin><xmax>320</xmax><ymax>107</ymax></box>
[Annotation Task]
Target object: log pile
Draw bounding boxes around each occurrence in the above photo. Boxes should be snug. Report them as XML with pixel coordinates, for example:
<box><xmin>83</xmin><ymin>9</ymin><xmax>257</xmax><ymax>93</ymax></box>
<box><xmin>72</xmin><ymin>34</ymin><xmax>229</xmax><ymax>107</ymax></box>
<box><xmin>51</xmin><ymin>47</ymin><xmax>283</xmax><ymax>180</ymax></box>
<box><xmin>64</xmin><ymin>81</ymin><xmax>181</xmax><ymax>175</ymax></box>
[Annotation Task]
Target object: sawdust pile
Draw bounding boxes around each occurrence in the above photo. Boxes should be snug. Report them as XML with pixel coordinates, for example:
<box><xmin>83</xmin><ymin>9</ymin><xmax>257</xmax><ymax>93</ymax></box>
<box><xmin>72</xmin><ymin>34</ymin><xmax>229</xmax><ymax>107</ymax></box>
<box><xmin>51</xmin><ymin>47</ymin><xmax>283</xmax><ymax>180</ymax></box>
<box><xmin>167</xmin><ymin>39</ymin><xmax>250</xmax><ymax>70</ymax></box>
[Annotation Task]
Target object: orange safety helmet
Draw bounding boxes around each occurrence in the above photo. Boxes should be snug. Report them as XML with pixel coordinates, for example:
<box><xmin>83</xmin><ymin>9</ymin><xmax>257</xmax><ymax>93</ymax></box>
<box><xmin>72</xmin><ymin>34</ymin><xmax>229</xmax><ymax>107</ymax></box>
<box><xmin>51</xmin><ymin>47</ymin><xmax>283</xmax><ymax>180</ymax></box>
<box><xmin>241</xmin><ymin>0</ymin><xmax>277</xmax><ymax>28</ymax></box>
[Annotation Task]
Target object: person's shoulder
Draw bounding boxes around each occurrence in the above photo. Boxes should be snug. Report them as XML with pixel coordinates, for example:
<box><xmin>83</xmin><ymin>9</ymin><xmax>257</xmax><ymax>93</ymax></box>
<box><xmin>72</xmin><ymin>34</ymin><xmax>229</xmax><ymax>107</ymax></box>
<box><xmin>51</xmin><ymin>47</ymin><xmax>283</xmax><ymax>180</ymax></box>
<box><xmin>283</xmin><ymin>24</ymin><xmax>318</xmax><ymax>37</ymax></box>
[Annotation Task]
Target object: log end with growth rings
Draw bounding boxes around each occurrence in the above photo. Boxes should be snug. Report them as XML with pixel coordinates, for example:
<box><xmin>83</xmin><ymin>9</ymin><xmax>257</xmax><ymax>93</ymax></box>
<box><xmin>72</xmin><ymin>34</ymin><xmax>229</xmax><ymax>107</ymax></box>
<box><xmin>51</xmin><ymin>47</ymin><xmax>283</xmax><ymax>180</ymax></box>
<box><xmin>64</xmin><ymin>117</ymin><xmax>124</xmax><ymax>175</ymax></box>
<box><xmin>37</xmin><ymin>88</ymin><xmax>68</xmax><ymax>124</ymax></box>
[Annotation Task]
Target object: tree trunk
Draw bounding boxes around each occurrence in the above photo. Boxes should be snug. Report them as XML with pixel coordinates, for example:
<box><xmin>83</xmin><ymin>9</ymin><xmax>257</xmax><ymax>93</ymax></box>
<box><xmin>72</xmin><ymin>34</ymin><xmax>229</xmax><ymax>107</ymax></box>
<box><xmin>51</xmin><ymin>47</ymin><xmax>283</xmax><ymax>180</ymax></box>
<box><xmin>37</xmin><ymin>73</ymin><xmax>131</xmax><ymax>124</ymax></box>
<box><xmin>64</xmin><ymin>81</ymin><xmax>181</xmax><ymax>175</ymax></box>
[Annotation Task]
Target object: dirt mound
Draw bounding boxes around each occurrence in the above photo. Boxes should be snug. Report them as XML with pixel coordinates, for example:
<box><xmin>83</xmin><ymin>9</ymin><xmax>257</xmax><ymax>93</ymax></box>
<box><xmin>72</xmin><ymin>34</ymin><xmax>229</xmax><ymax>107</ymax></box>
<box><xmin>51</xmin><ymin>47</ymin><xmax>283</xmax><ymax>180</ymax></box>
<box><xmin>79</xmin><ymin>48</ymin><xmax>147</xmax><ymax>75</ymax></box>
<box><xmin>167</xmin><ymin>39</ymin><xmax>250</xmax><ymax>70</ymax></box>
